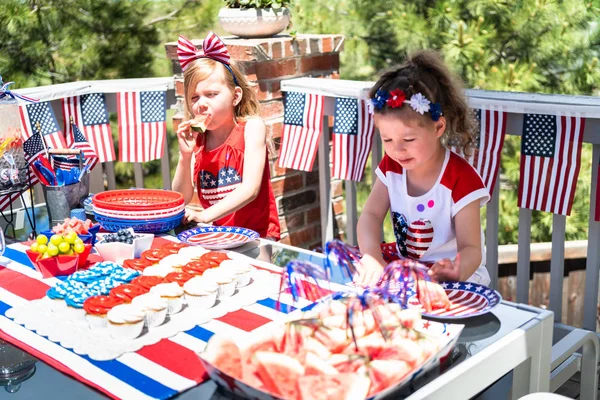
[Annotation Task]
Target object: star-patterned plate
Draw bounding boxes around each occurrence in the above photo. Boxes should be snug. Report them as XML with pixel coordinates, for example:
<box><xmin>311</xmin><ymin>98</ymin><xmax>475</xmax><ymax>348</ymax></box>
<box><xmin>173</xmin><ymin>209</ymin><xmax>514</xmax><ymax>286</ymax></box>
<box><xmin>177</xmin><ymin>226</ymin><xmax>260</xmax><ymax>250</ymax></box>
<box><xmin>407</xmin><ymin>281</ymin><xmax>502</xmax><ymax>320</ymax></box>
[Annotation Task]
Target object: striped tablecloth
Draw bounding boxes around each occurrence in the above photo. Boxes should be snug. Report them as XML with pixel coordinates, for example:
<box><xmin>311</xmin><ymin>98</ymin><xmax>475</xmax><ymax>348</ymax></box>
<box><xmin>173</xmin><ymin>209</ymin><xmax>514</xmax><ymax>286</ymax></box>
<box><xmin>0</xmin><ymin>236</ymin><xmax>322</xmax><ymax>400</ymax></box>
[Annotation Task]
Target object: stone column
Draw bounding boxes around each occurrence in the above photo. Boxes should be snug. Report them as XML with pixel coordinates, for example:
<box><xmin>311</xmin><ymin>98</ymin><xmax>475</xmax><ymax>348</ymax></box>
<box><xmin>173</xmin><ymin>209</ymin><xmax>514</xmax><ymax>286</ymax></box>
<box><xmin>165</xmin><ymin>34</ymin><xmax>345</xmax><ymax>249</ymax></box>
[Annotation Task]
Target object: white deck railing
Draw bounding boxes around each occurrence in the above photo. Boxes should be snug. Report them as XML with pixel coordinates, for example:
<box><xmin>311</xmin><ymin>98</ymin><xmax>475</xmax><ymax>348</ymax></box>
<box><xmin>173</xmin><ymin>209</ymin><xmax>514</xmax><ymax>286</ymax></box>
<box><xmin>10</xmin><ymin>77</ymin><xmax>600</xmax><ymax>332</ymax></box>
<box><xmin>281</xmin><ymin>77</ymin><xmax>600</xmax><ymax>331</ymax></box>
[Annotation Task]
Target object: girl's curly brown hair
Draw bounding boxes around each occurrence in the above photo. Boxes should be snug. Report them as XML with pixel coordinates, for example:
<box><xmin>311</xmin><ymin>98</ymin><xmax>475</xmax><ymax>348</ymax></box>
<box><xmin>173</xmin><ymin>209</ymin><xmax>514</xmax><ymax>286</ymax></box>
<box><xmin>369</xmin><ymin>50</ymin><xmax>477</xmax><ymax>156</ymax></box>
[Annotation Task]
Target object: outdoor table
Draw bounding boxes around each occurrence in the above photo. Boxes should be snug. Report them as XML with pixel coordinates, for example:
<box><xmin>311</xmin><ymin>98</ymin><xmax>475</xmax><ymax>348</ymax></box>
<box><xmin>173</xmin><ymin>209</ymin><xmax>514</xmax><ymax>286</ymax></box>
<box><xmin>0</xmin><ymin>207</ymin><xmax>553</xmax><ymax>399</ymax></box>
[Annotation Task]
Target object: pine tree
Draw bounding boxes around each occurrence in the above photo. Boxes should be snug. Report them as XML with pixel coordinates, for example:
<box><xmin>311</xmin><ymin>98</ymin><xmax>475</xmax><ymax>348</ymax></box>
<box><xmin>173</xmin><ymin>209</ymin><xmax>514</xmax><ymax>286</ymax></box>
<box><xmin>293</xmin><ymin>0</ymin><xmax>600</xmax><ymax>244</ymax></box>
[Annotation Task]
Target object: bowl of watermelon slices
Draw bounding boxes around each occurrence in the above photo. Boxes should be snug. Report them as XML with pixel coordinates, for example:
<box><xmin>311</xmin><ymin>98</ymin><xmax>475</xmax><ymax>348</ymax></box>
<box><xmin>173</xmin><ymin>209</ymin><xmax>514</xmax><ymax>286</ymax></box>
<box><xmin>199</xmin><ymin>298</ymin><xmax>464</xmax><ymax>400</ymax></box>
<box><xmin>42</xmin><ymin>217</ymin><xmax>101</xmax><ymax>245</ymax></box>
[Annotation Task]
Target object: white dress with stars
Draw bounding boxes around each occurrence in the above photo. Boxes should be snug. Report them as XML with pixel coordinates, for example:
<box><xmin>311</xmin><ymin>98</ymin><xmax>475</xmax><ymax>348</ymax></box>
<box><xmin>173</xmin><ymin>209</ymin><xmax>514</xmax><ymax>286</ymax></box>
<box><xmin>376</xmin><ymin>149</ymin><xmax>491</xmax><ymax>285</ymax></box>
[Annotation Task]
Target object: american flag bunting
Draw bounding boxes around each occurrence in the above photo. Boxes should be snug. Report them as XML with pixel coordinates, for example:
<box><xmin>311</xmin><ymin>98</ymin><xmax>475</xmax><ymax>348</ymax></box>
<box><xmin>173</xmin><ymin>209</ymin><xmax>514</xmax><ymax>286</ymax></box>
<box><xmin>453</xmin><ymin>108</ymin><xmax>507</xmax><ymax>195</ymax></box>
<box><xmin>19</xmin><ymin>101</ymin><xmax>66</xmax><ymax>149</ymax></box>
<box><xmin>117</xmin><ymin>91</ymin><xmax>167</xmax><ymax>163</ymax></box>
<box><xmin>62</xmin><ymin>94</ymin><xmax>116</xmax><ymax>163</ymax></box>
<box><xmin>278</xmin><ymin>92</ymin><xmax>324</xmax><ymax>172</ymax></box>
<box><xmin>331</xmin><ymin>98</ymin><xmax>374</xmax><ymax>181</ymax></box>
<box><xmin>518</xmin><ymin>113</ymin><xmax>585</xmax><ymax>215</ymax></box>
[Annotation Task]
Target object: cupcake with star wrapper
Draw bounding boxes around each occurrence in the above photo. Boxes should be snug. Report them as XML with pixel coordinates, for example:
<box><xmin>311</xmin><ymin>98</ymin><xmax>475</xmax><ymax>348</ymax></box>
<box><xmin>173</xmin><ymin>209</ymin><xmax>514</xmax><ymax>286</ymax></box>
<box><xmin>64</xmin><ymin>290</ymin><xmax>93</xmax><ymax>320</ymax></box>
<box><xmin>47</xmin><ymin>280</ymin><xmax>86</xmax><ymax>312</ymax></box>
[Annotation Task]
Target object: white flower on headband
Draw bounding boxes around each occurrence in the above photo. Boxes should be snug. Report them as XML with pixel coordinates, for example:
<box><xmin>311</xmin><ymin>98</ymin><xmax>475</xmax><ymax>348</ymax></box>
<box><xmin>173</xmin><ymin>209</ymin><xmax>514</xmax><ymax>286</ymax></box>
<box><xmin>367</xmin><ymin>101</ymin><xmax>375</xmax><ymax>115</ymax></box>
<box><xmin>408</xmin><ymin>93</ymin><xmax>431</xmax><ymax>115</ymax></box>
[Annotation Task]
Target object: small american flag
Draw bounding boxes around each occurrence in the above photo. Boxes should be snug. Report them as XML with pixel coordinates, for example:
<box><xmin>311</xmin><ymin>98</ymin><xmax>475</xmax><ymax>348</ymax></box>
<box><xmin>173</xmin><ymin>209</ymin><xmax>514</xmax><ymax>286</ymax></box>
<box><xmin>117</xmin><ymin>91</ymin><xmax>167</xmax><ymax>163</ymax></box>
<box><xmin>22</xmin><ymin>132</ymin><xmax>45</xmax><ymax>165</ymax></box>
<box><xmin>0</xmin><ymin>133</ymin><xmax>40</xmax><ymax>211</ymax></box>
<box><xmin>19</xmin><ymin>101</ymin><xmax>66</xmax><ymax>149</ymax></box>
<box><xmin>62</xmin><ymin>94</ymin><xmax>116</xmax><ymax>163</ymax></box>
<box><xmin>331</xmin><ymin>98</ymin><xmax>374</xmax><ymax>181</ymax></box>
<box><xmin>518</xmin><ymin>113</ymin><xmax>585</xmax><ymax>215</ymax></box>
<box><xmin>200</xmin><ymin>166</ymin><xmax>242</xmax><ymax>205</ymax></box>
<box><xmin>69</xmin><ymin>123</ymin><xmax>99</xmax><ymax>170</ymax></box>
<box><xmin>278</xmin><ymin>92</ymin><xmax>324</xmax><ymax>171</ymax></box>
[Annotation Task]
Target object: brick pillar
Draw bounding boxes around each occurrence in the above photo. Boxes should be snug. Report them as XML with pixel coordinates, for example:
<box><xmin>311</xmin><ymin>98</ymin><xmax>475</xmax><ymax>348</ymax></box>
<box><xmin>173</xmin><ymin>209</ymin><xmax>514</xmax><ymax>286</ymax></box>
<box><xmin>165</xmin><ymin>34</ymin><xmax>344</xmax><ymax>249</ymax></box>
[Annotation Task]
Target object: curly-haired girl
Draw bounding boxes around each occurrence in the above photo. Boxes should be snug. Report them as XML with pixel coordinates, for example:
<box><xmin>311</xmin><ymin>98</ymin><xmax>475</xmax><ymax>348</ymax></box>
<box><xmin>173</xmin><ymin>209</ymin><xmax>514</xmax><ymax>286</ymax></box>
<box><xmin>356</xmin><ymin>50</ymin><xmax>490</xmax><ymax>286</ymax></box>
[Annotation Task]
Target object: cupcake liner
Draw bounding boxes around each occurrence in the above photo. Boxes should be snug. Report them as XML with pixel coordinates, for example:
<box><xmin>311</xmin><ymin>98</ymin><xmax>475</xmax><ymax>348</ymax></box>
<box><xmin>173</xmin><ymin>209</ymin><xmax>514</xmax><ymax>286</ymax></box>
<box><xmin>234</xmin><ymin>271</ymin><xmax>251</xmax><ymax>287</ymax></box>
<box><xmin>145</xmin><ymin>307</ymin><xmax>167</xmax><ymax>329</ymax></box>
<box><xmin>86</xmin><ymin>313</ymin><xmax>108</xmax><ymax>329</ymax></box>
<box><xmin>50</xmin><ymin>299</ymin><xmax>67</xmax><ymax>313</ymax></box>
<box><xmin>163</xmin><ymin>296</ymin><xmax>184</xmax><ymax>315</ymax></box>
<box><xmin>185</xmin><ymin>291</ymin><xmax>217</xmax><ymax>309</ymax></box>
<box><xmin>217</xmin><ymin>281</ymin><xmax>236</xmax><ymax>298</ymax></box>
<box><xmin>108</xmin><ymin>320</ymin><xmax>144</xmax><ymax>340</ymax></box>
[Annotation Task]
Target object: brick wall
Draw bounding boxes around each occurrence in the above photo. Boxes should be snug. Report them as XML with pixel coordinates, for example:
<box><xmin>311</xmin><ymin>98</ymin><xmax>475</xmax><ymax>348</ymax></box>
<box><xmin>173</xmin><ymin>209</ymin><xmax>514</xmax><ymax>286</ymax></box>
<box><xmin>165</xmin><ymin>34</ymin><xmax>346</xmax><ymax>249</ymax></box>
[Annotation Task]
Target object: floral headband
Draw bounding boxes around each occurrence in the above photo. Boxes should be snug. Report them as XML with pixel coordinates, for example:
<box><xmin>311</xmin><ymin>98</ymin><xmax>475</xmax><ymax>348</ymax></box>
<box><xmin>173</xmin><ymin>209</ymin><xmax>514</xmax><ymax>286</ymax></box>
<box><xmin>370</xmin><ymin>89</ymin><xmax>443</xmax><ymax>121</ymax></box>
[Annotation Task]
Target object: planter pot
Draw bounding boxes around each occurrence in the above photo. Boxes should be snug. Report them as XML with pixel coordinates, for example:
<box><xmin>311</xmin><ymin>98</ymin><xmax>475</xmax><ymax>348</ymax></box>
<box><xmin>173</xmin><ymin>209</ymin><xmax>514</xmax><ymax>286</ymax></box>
<box><xmin>218</xmin><ymin>7</ymin><xmax>290</xmax><ymax>39</ymax></box>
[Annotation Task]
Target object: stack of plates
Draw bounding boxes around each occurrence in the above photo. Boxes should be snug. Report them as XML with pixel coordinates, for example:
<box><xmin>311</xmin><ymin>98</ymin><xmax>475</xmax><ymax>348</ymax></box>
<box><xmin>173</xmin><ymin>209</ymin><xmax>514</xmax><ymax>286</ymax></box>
<box><xmin>92</xmin><ymin>190</ymin><xmax>185</xmax><ymax>233</ymax></box>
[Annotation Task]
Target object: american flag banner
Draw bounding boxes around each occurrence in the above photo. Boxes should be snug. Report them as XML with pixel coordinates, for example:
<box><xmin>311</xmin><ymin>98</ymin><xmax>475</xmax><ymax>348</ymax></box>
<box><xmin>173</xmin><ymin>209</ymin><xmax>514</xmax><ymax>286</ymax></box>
<box><xmin>278</xmin><ymin>92</ymin><xmax>324</xmax><ymax>171</ymax></box>
<box><xmin>518</xmin><ymin>113</ymin><xmax>585</xmax><ymax>215</ymax></box>
<box><xmin>117</xmin><ymin>91</ymin><xmax>167</xmax><ymax>163</ymax></box>
<box><xmin>331</xmin><ymin>98</ymin><xmax>374</xmax><ymax>181</ymax></box>
<box><xmin>452</xmin><ymin>108</ymin><xmax>507</xmax><ymax>195</ymax></box>
<box><xmin>19</xmin><ymin>101</ymin><xmax>66</xmax><ymax>149</ymax></box>
<box><xmin>62</xmin><ymin>94</ymin><xmax>116</xmax><ymax>163</ymax></box>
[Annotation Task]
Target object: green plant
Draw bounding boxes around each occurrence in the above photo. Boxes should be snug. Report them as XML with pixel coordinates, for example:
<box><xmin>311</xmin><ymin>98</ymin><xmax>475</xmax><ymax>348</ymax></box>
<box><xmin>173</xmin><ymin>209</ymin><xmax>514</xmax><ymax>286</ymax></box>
<box><xmin>224</xmin><ymin>0</ymin><xmax>291</xmax><ymax>9</ymax></box>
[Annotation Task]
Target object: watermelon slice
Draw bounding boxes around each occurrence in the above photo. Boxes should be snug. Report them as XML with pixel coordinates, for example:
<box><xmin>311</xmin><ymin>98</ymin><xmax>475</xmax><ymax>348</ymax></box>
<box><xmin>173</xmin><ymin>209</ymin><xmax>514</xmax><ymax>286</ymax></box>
<box><xmin>304</xmin><ymin>352</ymin><xmax>339</xmax><ymax>375</ymax></box>
<box><xmin>342</xmin><ymin>332</ymin><xmax>386</xmax><ymax>358</ymax></box>
<box><xmin>377</xmin><ymin>336</ymin><xmax>424</xmax><ymax>366</ymax></box>
<box><xmin>368</xmin><ymin>359</ymin><xmax>411</xmax><ymax>396</ymax></box>
<box><xmin>416</xmin><ymin>280</ymin><xmax>450</xmax><ymax>313</ymax></box>
<box><xmin>328</xmin><ymin>354</ymin><xmax>367</xmax><ymax>373</ymax></box>
<box><xmin>303</xmin><ymin>336</ymin><xmax>331</xmax><ymax>358</ymax></box>
<box><xmin>202</xmin><ymin>336</ymin><xmax>242</xmax><ymax>379</ymax></box>
<box><xmin>254</xmin><ymin>351</ymin><xmax>305</xmax><ymax>400</ymax></box>
<box><xmin>313</xmin><ymin>327</ymin><xmax>350</xmax><ymax>353</ymax></box>
<box><xmin>298</xmin><ymin>372</ymin><xmax>370</xmax><ymax>400</ymax></box>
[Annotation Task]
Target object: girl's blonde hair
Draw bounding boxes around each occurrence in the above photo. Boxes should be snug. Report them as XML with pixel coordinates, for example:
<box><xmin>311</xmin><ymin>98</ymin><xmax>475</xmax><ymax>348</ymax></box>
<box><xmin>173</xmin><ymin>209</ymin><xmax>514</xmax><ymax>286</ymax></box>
<box><xmin>183</xmin><ymin>58</ymin><xmax>260</xmax><ymax>121</ymax></box>
<box><xmin>369</xmin><ymin>50</ymin><xmax>477</xmax><ymax>156</ymax></box>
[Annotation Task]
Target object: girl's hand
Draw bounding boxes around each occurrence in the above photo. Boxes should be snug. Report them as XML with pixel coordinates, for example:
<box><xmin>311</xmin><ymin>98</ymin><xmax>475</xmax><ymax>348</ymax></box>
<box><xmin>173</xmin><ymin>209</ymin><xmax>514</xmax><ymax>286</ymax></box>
<box><xmin>183</xmin><ymin>209</ymin><xmax>207</xmax><ymax>225</ymax></box>
<box><xmin>354</xmin><ymin>254</ymin><xmax>385</xmax><ymax>287</ymax></box>
<box><xmin>176</xmin><ymin>120</ymin><xmax>197</xmax><ymax>157</ymax></box>
<box><xmin>428</xmin><ymin>253</ymin><xmax>461</xmax><ymax>282</ymax></box>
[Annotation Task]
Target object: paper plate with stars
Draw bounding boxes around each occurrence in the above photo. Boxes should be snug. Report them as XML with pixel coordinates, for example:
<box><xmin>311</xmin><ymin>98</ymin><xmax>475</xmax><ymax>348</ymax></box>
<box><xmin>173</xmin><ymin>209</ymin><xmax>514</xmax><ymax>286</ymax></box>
<box><xmin>407</xmin><ymin>281</ymin><xmax>502</xmax><ymax>320</ymax></box>
<box><xmin>177</xmin><ymin>226</ymin><xmax>260</xmax><ymax>250</ymax></box>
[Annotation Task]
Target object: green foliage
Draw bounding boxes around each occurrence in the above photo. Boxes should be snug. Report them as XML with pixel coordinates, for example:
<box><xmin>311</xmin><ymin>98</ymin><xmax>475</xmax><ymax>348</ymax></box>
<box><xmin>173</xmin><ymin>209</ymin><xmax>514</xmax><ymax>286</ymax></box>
<box><xmin>293</xmin><ymin>0</ymin><xmax>600</xmax><ymax>244</ymax></box>
<box><xmin>223</xmin><ymin>0</ymin><xmax>292</xmax><ymax>10</ymax></box>
<box><xmin>0</xmin><ymin>0</ymin><xmax>221</xmax><ymax>87</ymax></box>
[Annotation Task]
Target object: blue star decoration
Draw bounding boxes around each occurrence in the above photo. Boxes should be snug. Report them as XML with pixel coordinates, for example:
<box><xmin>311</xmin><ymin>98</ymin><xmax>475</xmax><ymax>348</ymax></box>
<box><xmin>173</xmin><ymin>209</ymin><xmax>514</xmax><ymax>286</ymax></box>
<box><xmin>200</xmin><ymin>167</ymin><xmax>242</xmax><ymax>189</ymax></box>
<box><xmin>392</xmin><ymin>211</ymin><xmax>408</xmax><ymax>257</ymax></box>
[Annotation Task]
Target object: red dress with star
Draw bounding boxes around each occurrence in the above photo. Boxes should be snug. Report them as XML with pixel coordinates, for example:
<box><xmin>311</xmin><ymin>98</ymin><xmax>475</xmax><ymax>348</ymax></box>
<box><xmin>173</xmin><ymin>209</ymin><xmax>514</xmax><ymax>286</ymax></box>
<box><xmin>193</xmin><ymin>120</ymin><xmax>280</xmax><ymax>240</ymax></box>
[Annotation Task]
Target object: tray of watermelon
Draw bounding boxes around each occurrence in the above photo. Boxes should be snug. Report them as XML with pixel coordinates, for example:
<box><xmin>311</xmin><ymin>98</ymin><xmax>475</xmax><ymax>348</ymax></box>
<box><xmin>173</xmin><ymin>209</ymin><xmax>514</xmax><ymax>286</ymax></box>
<box><xmin>199</xmin><ymin>297</ymin><xmax>464</xmax><ymax>400</ymax></box>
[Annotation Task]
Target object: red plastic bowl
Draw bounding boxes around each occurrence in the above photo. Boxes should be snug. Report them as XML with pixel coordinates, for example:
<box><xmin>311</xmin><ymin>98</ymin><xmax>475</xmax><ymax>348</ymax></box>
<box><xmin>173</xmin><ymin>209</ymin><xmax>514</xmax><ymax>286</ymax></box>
<box><xmin>25</xmin><ymin>244</ymin><xmax>93</xmax><ymax>278</ymax></box>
